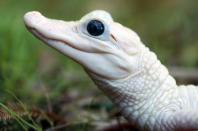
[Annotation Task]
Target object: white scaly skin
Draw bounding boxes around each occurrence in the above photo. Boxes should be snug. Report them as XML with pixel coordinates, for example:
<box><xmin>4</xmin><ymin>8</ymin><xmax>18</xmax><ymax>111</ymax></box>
<box><xmin>24</xmin><ymin>10</ymin><xmax>198</xmax><ymax>131</ymax></box>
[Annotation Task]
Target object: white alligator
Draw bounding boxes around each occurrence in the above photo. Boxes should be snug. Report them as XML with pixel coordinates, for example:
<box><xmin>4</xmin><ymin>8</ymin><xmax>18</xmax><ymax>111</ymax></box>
<box><xmin>24</xmin><ymin>10</ymin><xmax>198</xmax><ymax>131</ymax></box>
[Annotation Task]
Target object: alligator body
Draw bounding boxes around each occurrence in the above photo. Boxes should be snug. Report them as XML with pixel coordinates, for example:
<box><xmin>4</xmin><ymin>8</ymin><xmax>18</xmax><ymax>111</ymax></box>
<box><xmin>24</xmin><ymin>10</ymin><xmax>198</xmax><ymax>131</ymax></box>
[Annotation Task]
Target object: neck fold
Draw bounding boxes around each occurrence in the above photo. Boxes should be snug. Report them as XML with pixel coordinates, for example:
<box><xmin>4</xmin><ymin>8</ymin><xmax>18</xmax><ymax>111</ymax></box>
<box><xmin>87</xmin><ymin>46</ymin><xmax>179</xmax><ymax>130</ymax></box>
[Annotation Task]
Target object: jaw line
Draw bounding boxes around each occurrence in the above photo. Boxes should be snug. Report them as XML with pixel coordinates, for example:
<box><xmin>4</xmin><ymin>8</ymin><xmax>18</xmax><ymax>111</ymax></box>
<box><xmin>26</xmin><ymin>27</ymin><xmax>108</xmax><ymax>77</ymax></box>
<box><xmin>26</xmin><ymin>25</ymin><xmax>115</xmax><ymax>55</ymax></box>
<box><xmin>26</xmin><ymin>26</ymin><xmax>84</xmax><ymax>53</ymax></box>
<box><xmin>25</xmin><ymin>25</ymin><xmax>136</xmax><ymax>80</ymax></box>
<box><xmin>26</xmin><ymin>27</ymin><xmax>89</xmax><ymax>66</ymax></box>
<box><xmin>27</xmin><ymin>28</ymin><xmax>118</xmax><ymax>80</ymax></box>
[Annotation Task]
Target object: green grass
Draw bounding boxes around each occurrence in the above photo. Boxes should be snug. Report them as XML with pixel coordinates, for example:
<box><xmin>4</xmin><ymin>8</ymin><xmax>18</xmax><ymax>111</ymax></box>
<box><xmin>0</xmin><ymin>102</ymin><xmax>42</xmax><ymax>131</ymax></box>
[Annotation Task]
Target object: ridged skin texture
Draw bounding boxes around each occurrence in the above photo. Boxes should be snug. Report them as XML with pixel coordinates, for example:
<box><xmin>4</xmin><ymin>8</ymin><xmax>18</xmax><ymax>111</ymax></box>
<box><xmin>89</xmin><ymin>45</ymin><xmax>198</xmax><ymax>131</ymax></box>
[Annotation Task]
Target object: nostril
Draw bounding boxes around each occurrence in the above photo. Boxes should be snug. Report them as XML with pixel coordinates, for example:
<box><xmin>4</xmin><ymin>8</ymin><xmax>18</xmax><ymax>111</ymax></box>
<box><xmin>24</xmin><ymin>11</ymin><xmax>41</xmax><ymax>20</ymax></box>
<box><xmin>24</xmin><ymin>11</ymin><xmax>45</xmax><ymax>28</ymax></box>
<box><xmin>29</xmin><ymin>11</ymin><xmax>42</xmax><ymax>16</ymax></box>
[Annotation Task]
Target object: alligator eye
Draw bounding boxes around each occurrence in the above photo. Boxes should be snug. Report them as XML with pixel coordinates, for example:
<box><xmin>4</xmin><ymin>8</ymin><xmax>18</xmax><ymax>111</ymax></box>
<box><xmin>87</xmin><ymin>20</ymin><xmax>104</xmax><ymax>36</ymax></box>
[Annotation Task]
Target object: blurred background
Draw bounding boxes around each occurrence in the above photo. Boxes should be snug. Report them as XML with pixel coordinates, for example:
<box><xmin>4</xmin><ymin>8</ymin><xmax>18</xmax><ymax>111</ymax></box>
<box><xmin>0</xmin><ymin>0</ymin><xmax>198</xmax><ymax>130</ymax></box>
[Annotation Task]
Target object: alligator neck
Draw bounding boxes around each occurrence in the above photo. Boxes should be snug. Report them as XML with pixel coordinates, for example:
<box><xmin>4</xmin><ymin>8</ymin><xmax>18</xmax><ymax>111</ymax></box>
<box><xmin>88</xmin><ymin>46</ymin><xmax>179</xmax><ymax>130</ymax></box>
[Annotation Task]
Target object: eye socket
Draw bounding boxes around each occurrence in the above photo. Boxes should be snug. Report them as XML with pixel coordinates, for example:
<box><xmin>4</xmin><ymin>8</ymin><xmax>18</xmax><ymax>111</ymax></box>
<box><xmin>87</xmin><ymin>20</ymin><xmax>104</xmax><ymax>36</ymax></box>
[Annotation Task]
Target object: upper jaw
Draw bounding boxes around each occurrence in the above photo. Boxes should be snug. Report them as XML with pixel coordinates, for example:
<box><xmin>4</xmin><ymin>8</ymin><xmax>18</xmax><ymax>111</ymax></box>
<box><xmin>24</xmin><ymin>11</ymin><xmax>116</xmax><ymax>54</ymax></box>
<box><xmin>24</xmin><ymin>11</ymin><xmax>78</xmax><ymax>49</ymax></box>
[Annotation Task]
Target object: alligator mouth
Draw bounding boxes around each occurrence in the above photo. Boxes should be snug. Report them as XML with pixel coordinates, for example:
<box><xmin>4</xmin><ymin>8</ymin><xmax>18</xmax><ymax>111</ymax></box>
<box><xmin>23</xmin><ymin>11</ymin><xmax>86</xmax><ymax>54</ymax></box>
<box><xmin>25</xmin><ymin>25</ymin><xmax>82</xmax><ymax>53</ymax></box>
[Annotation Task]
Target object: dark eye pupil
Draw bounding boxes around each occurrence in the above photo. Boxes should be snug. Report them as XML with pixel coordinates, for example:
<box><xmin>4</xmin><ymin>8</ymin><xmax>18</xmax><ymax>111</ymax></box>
<box><xmin>87</xmin><ymin>20</ymin><xmax>104</xmax><ymax>36</ymax></box>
